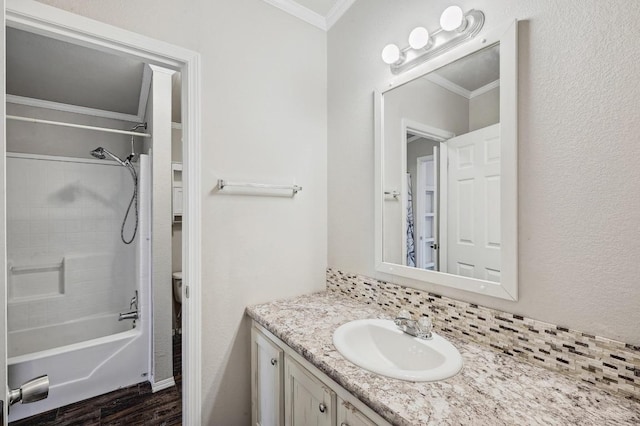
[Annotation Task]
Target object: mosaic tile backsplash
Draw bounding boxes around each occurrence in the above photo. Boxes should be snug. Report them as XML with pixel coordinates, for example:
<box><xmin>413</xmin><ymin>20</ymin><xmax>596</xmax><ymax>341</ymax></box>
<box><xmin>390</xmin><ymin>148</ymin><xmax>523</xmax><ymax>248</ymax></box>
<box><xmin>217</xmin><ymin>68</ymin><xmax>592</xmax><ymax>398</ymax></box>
<box><xmin>326</xmin><ymin>268</ymin><xmax>640</xmax><ymax>401</ymax></box>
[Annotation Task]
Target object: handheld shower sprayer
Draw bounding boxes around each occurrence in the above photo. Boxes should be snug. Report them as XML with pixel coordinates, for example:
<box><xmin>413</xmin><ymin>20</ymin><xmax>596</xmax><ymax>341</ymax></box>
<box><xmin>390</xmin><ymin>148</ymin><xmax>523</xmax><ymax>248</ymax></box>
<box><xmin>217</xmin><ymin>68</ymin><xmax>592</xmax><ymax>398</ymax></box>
<box><xmin>89</xmin><ymin>146</ymin><xmax>138</xmax><ymax>244</ymax></box>
<box><xmin>89</xmin><ymin>147</ymin><xmax>106</xmax><ymax>160</ymax></box>
<box><xmin>90</xmin><ymin>147</ymin><xmax>127</xmax><ymax>166</ymax></box>
<box><xmin>88</xmin><ymin>122</ymin><xmax>146</xmax><ymax>245</ymax></box>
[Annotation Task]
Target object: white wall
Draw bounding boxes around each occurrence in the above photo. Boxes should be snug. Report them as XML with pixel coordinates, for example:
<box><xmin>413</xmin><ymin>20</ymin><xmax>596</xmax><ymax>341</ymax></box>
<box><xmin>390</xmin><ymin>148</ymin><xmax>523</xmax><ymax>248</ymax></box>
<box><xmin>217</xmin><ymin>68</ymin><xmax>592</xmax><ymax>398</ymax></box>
<box><xmin>34</xmin><ymin>1</ymin><xmax>328</xmax><ymax>424</ymax></box>
<box><xmin>328</xmin><ymin>0</ymin><xmax>640</xmax><ymax>345</ymax></box>
<box><xmin>469</xmin><ymin>87</ymin><xmax>499</xmax><ymax>131</ymax></box>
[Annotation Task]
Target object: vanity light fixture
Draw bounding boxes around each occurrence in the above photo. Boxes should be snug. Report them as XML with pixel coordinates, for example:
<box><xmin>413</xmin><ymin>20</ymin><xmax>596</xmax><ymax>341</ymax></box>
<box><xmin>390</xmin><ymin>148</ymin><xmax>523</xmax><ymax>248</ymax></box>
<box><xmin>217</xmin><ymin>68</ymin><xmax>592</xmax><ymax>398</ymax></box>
<box><xmin>381</xmin><ymin>5</ymin><xmax>485</xmax><ymax>74</ymax></box>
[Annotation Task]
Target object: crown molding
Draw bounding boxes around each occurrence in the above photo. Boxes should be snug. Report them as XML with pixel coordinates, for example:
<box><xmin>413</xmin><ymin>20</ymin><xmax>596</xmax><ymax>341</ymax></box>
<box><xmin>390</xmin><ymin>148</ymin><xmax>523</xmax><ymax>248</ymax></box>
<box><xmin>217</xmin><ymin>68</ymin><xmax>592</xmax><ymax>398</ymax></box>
<box><xmin>469</xmin><ymin>79</ymin><xmax>500</xmax><ymax>99</ymax></box>
<box><xmin>326</xmin><ymin>0</ymin><xmax>357</xmax><ymax>30</ymax></box>
<box><xmin>261</xmin><ymin>0</ymin><xmax>357</xmax><ymax>31</ymax></box>
<box><xmin>261</xmin><ymin>0</ymin><xmax>326</xmax><ymax>30</ymax></box>
<box><xmin>424</xmin><ymin>73</ymin><xmax>500</xmax><ymax>100</ymax></box>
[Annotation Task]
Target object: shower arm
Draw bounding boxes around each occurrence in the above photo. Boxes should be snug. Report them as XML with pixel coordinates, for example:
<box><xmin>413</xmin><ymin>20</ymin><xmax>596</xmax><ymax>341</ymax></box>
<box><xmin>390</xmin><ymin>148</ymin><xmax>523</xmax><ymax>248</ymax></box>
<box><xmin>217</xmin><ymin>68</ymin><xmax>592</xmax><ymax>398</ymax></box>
<box><xmin>128</xmin><ymin>123</ymin><xmax>147</xmax><ymax>161</ymax></box>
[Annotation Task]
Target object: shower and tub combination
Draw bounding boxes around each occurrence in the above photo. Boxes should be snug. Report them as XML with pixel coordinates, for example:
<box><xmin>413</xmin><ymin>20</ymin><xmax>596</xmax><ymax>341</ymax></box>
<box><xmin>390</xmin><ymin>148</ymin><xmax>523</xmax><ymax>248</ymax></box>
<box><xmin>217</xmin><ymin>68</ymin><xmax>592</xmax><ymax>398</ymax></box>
<box><xmin>6</xmin><ymin>124</ymin><xmax>153</xmax><ymax>421</ymax></box>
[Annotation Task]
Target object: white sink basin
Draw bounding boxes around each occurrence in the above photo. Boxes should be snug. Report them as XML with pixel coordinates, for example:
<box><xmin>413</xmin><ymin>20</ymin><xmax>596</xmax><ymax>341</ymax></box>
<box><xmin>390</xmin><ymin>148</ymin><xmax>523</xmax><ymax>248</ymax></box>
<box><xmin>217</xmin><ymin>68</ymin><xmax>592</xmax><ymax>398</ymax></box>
<box><xmin>332</xmin><ymin>319</ymin><xmax>463</xmax><ymax>382</ymax></box>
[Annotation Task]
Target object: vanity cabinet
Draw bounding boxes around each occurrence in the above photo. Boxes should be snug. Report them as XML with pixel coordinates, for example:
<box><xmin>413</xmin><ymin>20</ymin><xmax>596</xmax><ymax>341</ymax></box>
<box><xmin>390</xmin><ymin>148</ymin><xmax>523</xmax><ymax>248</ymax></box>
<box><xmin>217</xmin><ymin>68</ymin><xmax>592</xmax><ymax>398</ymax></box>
<box><xmin>251</xmin><ymin>327</ymin><xmax>284</xmax><ymax>426</ymax></box>
<box><xmin>251</xmin><ymin>322</ymin><xmax>390</xmax><ymax>426</ymax></box>
<box><xmin>337</xmin><ymin>398</ymin><xmax>377</xmax><ymax>426</ymax></box>
<box><xmin>285</xmin><ymin>358</ymin><xmax>335</xmax><ymax>426</ymax></box>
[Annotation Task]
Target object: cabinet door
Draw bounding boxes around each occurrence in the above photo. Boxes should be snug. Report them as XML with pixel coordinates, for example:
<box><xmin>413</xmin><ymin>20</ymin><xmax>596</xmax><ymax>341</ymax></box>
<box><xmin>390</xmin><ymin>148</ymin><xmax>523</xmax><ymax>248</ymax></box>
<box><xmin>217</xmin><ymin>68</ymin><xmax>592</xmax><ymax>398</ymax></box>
<box><xmin>336</xmin><ymin>397</ymin><xmax>377</xmax><ymax>426</ymax></box>
<box><xmin>252</xmin><ymin>327</ymin><xmax>284</xmax><ymax>426</ymax></box>
<box><xmin>285</xmin><ymin>357</ymin><xmax>336</xmax><ymax>426</ymax></box>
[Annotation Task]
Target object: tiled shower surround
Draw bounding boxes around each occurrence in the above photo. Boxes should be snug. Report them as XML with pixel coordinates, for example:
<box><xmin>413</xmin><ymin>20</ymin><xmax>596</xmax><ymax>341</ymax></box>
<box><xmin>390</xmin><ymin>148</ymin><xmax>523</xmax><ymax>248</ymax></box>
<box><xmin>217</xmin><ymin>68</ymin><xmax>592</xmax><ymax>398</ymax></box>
<box><xmin>327</xmin><ymin>268</ymin><xmax>640</xmax><ymax>401</ymax></box>
<box><xmin>6</xmin><ymin>155</ymin><xmax>135</xmax><ymax>334</ymax></box>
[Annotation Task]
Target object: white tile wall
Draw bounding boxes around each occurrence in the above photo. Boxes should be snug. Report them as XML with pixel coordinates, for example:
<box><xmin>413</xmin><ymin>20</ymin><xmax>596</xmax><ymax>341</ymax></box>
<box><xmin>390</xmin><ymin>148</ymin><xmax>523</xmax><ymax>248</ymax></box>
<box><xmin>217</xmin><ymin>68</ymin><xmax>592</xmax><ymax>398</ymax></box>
<box><xmin>6</xmin><ymin>155</ymin><xmax>138</xmax><ymax>332</ymax></box>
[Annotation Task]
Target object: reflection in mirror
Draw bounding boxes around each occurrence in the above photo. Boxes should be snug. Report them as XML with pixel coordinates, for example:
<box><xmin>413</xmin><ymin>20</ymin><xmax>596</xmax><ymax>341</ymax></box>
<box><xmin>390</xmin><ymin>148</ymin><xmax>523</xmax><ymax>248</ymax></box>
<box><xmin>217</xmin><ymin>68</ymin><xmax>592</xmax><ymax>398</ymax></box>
<box><xmin>382</xmin><ymin>44</ymin><xmax>501</xmax><ymax>282</ymax></box>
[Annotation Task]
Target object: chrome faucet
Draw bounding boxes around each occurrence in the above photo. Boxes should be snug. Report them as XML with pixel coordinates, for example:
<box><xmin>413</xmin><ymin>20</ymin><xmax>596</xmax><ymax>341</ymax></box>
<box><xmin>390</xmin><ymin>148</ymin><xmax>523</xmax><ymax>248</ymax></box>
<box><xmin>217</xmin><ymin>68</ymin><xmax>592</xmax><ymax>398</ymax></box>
<box><xmin>394</xmin><ymin>309</ymin><xmax>433</xmax><ymax>340</ymax></box>
<box><xmin>119</xmin><ymin>290</ymin><xmax>139</xmax><ymax>322</ymax></box>
<box><xmin>119</xmin><ymin>311</ymin><xmax>139</xmax><ymax>321</ymax></box>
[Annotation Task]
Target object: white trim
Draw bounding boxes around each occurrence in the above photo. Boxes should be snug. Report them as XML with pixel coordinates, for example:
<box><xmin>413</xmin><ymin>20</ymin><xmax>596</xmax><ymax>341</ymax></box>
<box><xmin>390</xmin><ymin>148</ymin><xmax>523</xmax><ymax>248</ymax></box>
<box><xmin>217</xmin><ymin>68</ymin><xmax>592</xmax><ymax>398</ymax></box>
<box><xmin>325</xmin><ymin>0</ymin><xmax>357</xmax><ymax>30</ymax></box>
<box><xmin>149</xmin><ymin>63</ymin><xmax>177</xmax><ymax>76</ymax></box>
<box><xmin>424</xmin><ymin>73</ymin><xmax>471</xmax><ymax>99</ymax></box>
<box><xmin>261</xmin><ymin>0</ymin><xmax>327</xmax><ymax>30</ymax></box>
<box><xmin>260</xmin><ymin>0</ymin><xmax>358</xmax><ymax>31</ymax></box>
<box><xmin>151</xmin><ymin>377</ymin><xmax>176</xmax><ymax>393</ymax></box>
<box><xmin>402</xmin><ymin>119</ymin><xmax>454</xmax><ymax>142</ymax></box>
<box><xmin>181</xmin><ymin>41</ymin><xmax>203</xmax><ymax>426</ymax></box>
<box><xmin>424</xmin><ymin>74</ymin><xmax>500</xmax><ymax>100</ymax></box>
<box><xmin>6</xmin><ymin>94</ymin><xmax>142</xmax><ymax>122</ymax></box>
<box><xmin>470</xmin><ymin>79</ymin><xmax>500</xmax><ymax>99</ymax></box>
<box><xmin>6</xmin><ymin>1</ymin><xmax>203</xmax><ymax>423</ymax></box>
<box><xmin>137</xmin><ymin>65</ymin><xmax>153</xmax><ymax>122</ymax></box>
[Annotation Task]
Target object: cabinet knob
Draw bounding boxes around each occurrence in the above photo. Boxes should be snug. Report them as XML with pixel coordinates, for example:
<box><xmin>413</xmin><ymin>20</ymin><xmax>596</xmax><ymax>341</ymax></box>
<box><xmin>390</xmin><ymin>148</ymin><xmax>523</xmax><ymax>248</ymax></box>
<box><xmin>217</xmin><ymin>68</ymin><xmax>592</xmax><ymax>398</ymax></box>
<box><xmin>270</xmin><ymin>358</ymin><xmax>278</xmax><ymax>366</ymax></box>
<box><xmin>319</xmin><ymin>402</ymin><xmax>327</xmax><ymax>413</ymax></box>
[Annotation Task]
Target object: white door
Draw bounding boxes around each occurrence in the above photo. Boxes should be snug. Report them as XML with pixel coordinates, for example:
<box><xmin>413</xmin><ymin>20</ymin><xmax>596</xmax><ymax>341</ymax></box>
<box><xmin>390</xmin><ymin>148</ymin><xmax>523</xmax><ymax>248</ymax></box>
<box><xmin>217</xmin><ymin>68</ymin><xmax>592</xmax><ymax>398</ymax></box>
<box><xmin>415</xmin><ymin>150</ymin><xmax>439</xmax><ymax>270</ymax></box>
<box><xmin>445</xmin><ymin>124</ymin><xmax>501</xmax><ymax>282</ymax></box>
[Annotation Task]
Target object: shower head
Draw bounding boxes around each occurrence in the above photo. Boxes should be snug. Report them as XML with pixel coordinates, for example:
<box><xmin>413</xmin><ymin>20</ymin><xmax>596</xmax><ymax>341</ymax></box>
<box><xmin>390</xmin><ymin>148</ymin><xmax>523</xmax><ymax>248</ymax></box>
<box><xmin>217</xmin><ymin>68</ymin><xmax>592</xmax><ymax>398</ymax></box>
<box><xmin>90</xmin><ymin>147</ymin><xmax>127</xmax><ymax>166</ymax></box>
<box><xmin>90</xmin><ymin>147</ymin><xmax>106</xmax><ymax>160</ymax></box>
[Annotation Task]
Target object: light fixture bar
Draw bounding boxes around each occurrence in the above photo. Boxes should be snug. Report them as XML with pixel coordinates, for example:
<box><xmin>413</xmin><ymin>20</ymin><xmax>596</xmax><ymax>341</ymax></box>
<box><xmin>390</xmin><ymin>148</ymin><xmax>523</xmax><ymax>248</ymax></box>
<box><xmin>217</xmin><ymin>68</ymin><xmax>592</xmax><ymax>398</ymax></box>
<box><xmin>388</xmin><ymin>9</ymin><xmax>485</xmax><ymax>75</ymax></box>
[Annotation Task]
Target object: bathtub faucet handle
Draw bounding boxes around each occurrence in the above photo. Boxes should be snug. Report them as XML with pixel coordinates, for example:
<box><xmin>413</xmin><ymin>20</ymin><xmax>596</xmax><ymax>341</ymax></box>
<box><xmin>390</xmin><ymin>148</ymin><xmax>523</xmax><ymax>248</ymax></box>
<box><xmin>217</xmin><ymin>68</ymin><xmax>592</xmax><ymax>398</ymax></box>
<box><xmin>130</xmin><ymin>290</ymin><xmax>138</xmax><ymax>310</ymax></box>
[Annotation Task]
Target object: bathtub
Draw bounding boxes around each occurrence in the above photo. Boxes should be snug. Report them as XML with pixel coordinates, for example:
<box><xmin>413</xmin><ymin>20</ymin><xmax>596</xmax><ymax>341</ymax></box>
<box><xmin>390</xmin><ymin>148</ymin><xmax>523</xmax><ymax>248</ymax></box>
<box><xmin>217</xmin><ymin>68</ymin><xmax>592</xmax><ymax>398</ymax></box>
<box><xmin>8</xmin><ymin>313</ymin><xmax>150</xmax><ymax>421</ymax></box>
<box><xmin>7</xmin><ymin>154</ymin><xmax>153</xmax><ymax>422</ymax></box>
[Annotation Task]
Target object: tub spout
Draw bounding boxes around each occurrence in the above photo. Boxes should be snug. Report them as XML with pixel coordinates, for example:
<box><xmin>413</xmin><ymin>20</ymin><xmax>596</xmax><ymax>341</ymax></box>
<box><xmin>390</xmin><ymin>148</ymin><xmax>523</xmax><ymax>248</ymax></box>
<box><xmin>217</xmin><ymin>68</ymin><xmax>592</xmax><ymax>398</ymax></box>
<box><xmin>119</xmin><ymin>310</ymin><xmax>139</xmax><ymax>321</ymax></box>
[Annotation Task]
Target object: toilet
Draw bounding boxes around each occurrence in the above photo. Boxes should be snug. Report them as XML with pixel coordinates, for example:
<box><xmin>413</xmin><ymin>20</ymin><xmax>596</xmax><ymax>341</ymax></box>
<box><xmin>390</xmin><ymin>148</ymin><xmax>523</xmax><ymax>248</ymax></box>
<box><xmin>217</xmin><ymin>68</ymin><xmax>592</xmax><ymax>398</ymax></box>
<box><xmin>172</xmin><ymin>271</ymin><xmax>183</xmax><ymax>304</ymax></box>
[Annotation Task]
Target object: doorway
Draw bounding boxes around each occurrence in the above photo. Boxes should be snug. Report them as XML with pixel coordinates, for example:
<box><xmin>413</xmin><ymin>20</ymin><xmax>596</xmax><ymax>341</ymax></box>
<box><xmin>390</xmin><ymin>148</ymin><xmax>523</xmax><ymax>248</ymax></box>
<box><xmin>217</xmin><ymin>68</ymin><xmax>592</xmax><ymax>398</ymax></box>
<box><xmin>3</xmin><ymin>2</ymin><xmax>201</xmax><ymax>423</ymax></box>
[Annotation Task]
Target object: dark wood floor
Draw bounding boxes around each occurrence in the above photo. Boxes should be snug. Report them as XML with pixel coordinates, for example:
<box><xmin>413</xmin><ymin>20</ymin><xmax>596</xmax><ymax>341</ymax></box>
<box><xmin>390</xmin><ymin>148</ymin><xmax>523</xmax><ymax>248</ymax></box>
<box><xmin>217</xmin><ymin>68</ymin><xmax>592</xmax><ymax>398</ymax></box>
<box><xmin>10</xmin><ymin>333</ymin><xmax>183</xmax><ymax>426</ymax></box>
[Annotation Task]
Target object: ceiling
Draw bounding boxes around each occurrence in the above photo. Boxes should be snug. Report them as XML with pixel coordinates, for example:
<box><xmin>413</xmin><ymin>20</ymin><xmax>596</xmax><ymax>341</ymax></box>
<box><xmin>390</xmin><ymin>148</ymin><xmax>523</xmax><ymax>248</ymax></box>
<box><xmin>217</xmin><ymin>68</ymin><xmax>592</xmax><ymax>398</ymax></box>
<box><xmin>261</xmin><ymin>0</ymin><xmax>356</xmax><ymax>30</ymax></box>
<box><xmin>434</xmin><ymin>44</ymin><xmax>500</xmax><ymax>92</ymax></box>
<box><xmin>426</xmin><ymin>44</ymin><xmax>500</xmax><ymax>99</ymax></box>
<box><xmin>6</xmin><ymin>27</ymin><xmax>182</xmax><ymax>124</ymax></box>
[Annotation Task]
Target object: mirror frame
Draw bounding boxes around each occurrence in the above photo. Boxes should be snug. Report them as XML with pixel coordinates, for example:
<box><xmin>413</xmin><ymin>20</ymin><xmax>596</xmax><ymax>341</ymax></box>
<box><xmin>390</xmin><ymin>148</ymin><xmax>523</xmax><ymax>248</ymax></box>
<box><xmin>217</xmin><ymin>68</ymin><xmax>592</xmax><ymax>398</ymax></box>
<box><xmin>374</xmin><ymin>20</ymin><xmax>518</xmax><ymax>301</ymax></box>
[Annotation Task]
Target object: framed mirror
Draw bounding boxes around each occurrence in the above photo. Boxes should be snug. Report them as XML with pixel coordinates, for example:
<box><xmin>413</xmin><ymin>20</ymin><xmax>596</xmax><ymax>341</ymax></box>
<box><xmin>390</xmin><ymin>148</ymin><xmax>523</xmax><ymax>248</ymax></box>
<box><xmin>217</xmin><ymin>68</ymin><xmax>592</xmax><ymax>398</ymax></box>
<box><xmin>374</xmin><ymin>21</ymin><xmax>518</xmax><ymax>300</ymax></box>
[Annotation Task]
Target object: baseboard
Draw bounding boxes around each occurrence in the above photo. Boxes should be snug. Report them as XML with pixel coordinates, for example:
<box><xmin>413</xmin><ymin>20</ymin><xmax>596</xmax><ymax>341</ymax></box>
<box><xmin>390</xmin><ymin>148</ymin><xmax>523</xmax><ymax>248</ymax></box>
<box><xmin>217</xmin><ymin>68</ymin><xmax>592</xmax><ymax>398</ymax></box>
<box><xmin>151</xmin><ymin>377</ymin><xmax>176</xmax><ymax>393</ymax></box>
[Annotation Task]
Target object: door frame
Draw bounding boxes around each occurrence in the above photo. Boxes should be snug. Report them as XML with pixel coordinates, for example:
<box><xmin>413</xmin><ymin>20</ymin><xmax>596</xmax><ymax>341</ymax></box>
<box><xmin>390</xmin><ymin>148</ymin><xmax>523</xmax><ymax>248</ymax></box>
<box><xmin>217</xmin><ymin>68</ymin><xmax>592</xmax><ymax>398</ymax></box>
<box><xmin>400</xmin><ymin>119</ymin><xmax>453</xmax><ymax>268</ymax></box>
<box><xmin>4</xmin><ymin>1</ymin><xmax>202</xmax><ymax>423</ymax></box>
<box><xmin>415</xmin><ymin>153</ymin><xmax>437</xmax><ymax>270</ymax></box>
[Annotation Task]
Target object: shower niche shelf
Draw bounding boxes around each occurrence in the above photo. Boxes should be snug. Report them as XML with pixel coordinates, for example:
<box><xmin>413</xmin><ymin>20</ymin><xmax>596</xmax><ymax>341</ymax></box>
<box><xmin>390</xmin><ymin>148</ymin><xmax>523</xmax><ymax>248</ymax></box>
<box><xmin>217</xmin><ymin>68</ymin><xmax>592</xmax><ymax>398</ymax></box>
<box><xmin>8</xmin><ymin>258</ymin><xmax>65</xmax><ymax>302</ymax></box>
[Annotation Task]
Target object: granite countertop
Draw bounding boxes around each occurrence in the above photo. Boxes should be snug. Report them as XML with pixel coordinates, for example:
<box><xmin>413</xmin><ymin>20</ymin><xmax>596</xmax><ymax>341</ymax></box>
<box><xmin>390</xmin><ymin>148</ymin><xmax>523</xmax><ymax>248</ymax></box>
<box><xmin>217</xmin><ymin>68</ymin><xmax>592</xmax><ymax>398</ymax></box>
<box><xmin>246</xmin><ymin>292</ymin><xmax>640</xmax><ymax>426</ymax></box>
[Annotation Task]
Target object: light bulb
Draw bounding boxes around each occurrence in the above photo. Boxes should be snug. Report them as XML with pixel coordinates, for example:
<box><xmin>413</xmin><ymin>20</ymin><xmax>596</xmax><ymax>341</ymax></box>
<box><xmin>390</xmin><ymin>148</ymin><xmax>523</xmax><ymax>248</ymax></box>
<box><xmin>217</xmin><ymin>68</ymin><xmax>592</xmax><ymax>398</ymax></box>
<box><xmin>408</xmin><ymin>27</ymin><xmax>430</xmax><ymax>50</ymax></box>
<box><xmin>440</xmin><ymin>5</ymin><xmax>465</xmax><ymax>31</ymax></box>
<box><xmin>381</xmin><ymin>44</ymin><xmax>401</xmax><ymax>65</ymax></box>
